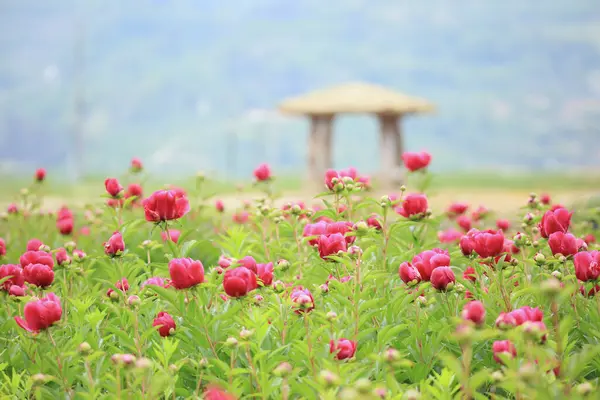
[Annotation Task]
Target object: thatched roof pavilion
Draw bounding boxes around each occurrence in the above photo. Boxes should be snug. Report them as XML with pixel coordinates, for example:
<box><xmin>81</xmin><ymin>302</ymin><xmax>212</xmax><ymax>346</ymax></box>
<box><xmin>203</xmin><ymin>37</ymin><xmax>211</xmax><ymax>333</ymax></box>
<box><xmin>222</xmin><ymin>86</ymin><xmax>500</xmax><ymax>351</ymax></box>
<box><xmin>279</xmin><ymin>82</ymin><xmax>435</xmax><ymax>187</ymax></box>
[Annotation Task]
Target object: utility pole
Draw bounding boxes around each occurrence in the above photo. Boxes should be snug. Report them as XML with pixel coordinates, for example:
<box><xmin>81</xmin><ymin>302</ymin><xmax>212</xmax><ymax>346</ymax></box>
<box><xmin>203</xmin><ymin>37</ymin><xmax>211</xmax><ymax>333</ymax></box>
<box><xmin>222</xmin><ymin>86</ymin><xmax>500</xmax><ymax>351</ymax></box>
<box><xmin>226</xmin><ymin>127</ymin><xmax>237</xmax><ymax>179</ymax></box>
<box><xmin>71</xmin><ymin>18</ymin><xmax>85</xmax><ymax>181</ymax></box>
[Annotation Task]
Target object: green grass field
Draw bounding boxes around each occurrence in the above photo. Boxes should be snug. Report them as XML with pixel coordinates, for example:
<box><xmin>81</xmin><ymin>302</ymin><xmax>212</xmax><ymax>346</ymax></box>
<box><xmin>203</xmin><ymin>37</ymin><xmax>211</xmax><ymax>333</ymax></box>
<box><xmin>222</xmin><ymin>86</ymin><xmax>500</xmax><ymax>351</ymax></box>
<box><xmin>1</xmin><ymin>171</ymin><xmax>598</xmax><ymax>217</ymax></box>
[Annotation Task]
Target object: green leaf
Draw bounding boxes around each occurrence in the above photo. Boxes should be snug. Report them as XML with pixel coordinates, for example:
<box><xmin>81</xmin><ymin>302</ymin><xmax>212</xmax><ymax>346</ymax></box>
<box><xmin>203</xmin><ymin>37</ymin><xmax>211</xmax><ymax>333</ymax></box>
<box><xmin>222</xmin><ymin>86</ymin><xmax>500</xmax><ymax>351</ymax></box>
<box><xmin>180</xmin><ymin>240</ymin><xmax>199</xmax><ymax>257</ymax></box>
<box><xmin>147</xmin><ymin>286</ymin><xmax>180</xmax><ymax>309</ymax></box>
<box><xmin>438</xmin><ymin>352</ymin><xmax>463</xmax><ymax>378</ymax></box>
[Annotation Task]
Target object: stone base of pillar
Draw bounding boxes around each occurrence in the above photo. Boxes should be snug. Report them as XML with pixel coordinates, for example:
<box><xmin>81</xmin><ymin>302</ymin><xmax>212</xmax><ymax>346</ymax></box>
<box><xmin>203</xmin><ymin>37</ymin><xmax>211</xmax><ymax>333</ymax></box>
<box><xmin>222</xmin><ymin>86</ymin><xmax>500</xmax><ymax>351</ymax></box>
<box><xmin>378</xmin><ymin>114</ymin><xmax>404</xmax><ymax>190</ymax></box>
<box><xmin>306</xmin><ymin>114</ymin><xmax>335</xmax><ymax>189</ymax></box>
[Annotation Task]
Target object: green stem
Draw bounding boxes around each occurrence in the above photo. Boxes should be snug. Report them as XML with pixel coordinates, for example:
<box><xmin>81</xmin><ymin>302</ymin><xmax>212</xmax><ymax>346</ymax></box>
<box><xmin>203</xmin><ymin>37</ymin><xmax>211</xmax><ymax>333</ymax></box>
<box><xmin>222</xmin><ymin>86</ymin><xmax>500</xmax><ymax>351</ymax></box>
<box><xmin>461</xmin><ymin>343</ymin><xmax>473</xmax><ymax>400</ymax></box>
<box><xmin>194</xmin><ymin>371</ymin><xmax>205</xmax><ymax>398</ymax></box>
<box><xmin>345</xmin><ymin>193</ymin><xmax>353</xmax><ymax>221</ymax></box>
<box><xmin>62</xmin><ymin>268</ymin><xmax>69</xmax><ymax>323</ymax></box>
<box><xmin>381</xmin><ymin>209</ymin><xmax>390</xmax><ymax>271</ymax></box>
<box><xmin>229</xmin><ymin>349</ymin><xmax>236</xmax><ymax>387</ymax></box>
<box><xmin>116</xmin><ymin>366</ymin><xmax>122</xmax><ymax>399</ymax></box>
<box><xmin>415</xmin><ymin>301</ymin><xmax>425</xmax><ymax>363</ymax></box>
<box><xmin>304</xmin><ymin>316</ymin><xmax>317</xmax><ymax>378</ymax></box>
<box><xmin>133</xmin><ymin>311</ymin><xmax>143</xmax><ymax>357</ymax></box>
<box><xmin>245</xmin><ymin>343</ymin><xmax>263</xmax><ymax>397</ymax></box>
<box><xmin>85</xmin><ymin>359</ymin><xmax>95</xmax><ymax>396</ymax></box>
<box><xmin>282</xmin><ymin>377</ymin><xmax>289</xmax><ymax>400</ymax></box>
<box><xmin>47</xmin><ymin>330</ymin><xmax>73</xmax><ymax>398</ymax></box>
<box><xmin>260</xmin><ymin>219</ymin><xmax>271</xmax><ymax>260</ymax></box>
<box><xmin>353</xmin><ymin>255</ymin><xmax>361</xmax><ymax>342</ymax></box>
<box><xmin>551</xmin><ymin>300</ymin><xmax>563</xmax><ymax>376</ymax></box>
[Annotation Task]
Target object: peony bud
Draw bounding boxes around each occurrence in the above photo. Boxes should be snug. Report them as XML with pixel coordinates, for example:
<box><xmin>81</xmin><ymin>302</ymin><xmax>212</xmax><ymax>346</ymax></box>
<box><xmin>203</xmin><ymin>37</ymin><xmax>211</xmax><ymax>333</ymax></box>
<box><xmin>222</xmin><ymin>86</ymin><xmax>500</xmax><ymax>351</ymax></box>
<box><xmin>354</xmin><ymin>221</ymin><xmax>369</xmax><ymax>234</ymax></box>
<box><xmin>513</xmin><ymin>232</ymin><xmax>527</xmax><ymax>246</ymax></box>
<box><xmin>73</xmin><ymin>250</ymin><xmax>87</xmax><ymax>262</ymax></box>
<box><xmin>576</xmin><ymin>382</ymin><xmax>593</xmax><ymax>396</ymax></box>
<box><xmin>64</xmin><ymin>241</ymin><xmax>77</xmax><ymax>252</ymax></box>
<box><xmin>122</xmin><ymin>354</ymin><xmax>137</xmax><ymax>366</ymax></box>
<box><xmin>326</xmin><ymin>311</ymin><xmax>338</xmax><ymax>321</ymax></box>
<box><xmin>341</xmin><ymin>176</ymin><xmax>354</xmax><ymax>185</ymax></box>
<box><xmin>111</xmin><ymin>354</ymin><xmax>123</xmax><ymax>364</ymax></box>
<box><xmin>519</xmin><ymin>363</ymin><xmax>536</xmax><ymax>382</ymax></box>
<box><xmin>491</xmin><ymin>371</ymin><xmax>504</xmax><ymax>382</ymax></box>
<box><xmin>534</xmin><ymin>253</ymin><xmax>546</xmax><ymax>266</ymax></box>
<box><xmin>240</xmin><ymin>328</ymin><xmax>254</xmax><ymax>340</ymax></box>
<box><xmin>338</xmin><ymin>388</ymin><xmax>359</xmax><ymax>400</ymax></box>
<box><xmin>454</xmin><ymin>323</ymin><xmax>474</xmax><ymax>344</ymax></box>
<box><xmin>225</xmin><ymin>337</ymin><xmax>238</xmax><ymax>348</ymax></box>
<box><xmin>430</xmin><ymin>267</ymin><xmax>455</xmax><ymax>291</ymax></box>
<box><xmin>258</xmin><ymin>205</ymin><xmax>270</xmax><ymax>216</ymax></box>
<box><xmin>277</xmin><ymin>259</ymin><xmax>290</xmax><ymax>271</ymax></box>
<box><xmin>273</xmin><ymin>362</ymin><xmax>293</xmax><ymax>377</ymax></box>
<box><xmin>405</xmin><ymin>389</ymin><xmax>421</xmax><ymax>400</ymax></box>
<box><xmin>384</xmin><ymin>348</ymin><xmax>401</xmax><ymax>363</ymax></box>
<box><xmin>253</xmin><ymin>294</ymin><xmax>264</xmax><ymax>304</ymax></box>
<box><xmin>127</xmin><ymin>295</ymin><xmax>141</xmax><ymax>306</ymax></box>
<box><xmin>273</xmin><ymin>280</ymin><xmax>285</xmax><ymax>293</ymax></box>
<box><xmin>541</xmin><ymin>278</ymin><xmax>562</xmax><ymax>297</ymax></box>
<box><xmin>198</xmin><ymin>358</ymin><xmax>209</xmax><ymax>370</ymax></box>
<box><xmin>379</xmin><ymin>195</ymin><xmax>391</xmax><ymax>208</ymax></box>
<box><xmin>31</xmin><ymin>373</ymin><xmax>48</xmax><ymax>385</ymax></box>
<box><xmin>354</xmin><ymin>378</ymin><xmax>371</xmax><ymax>394</ymax></box>
<box><xmin>551</xmin><ymin>270</ymin><xmax>562</xmax><ymax>280</ymax></box>
<box><xmin>135</xmin><ymin>357</ymin><xmax>153</xmax><ymax>370</ymax></box>
<box><xmin>522</xmin><ymin>321</ymin><xmax>548</xmax><ymax>344</ymax></box>
<box><xmin>78</xmin><ymin>342</ymin><xmax>92</xmax><ymax>355</ymax></box>
<box><xmin>348</xmin><ymin>245</ymin><xmax>362</xmax><ymax>257</ymax></box>
<box><xmin>461</xmin><ymin>301</ymin><xmax>485</xmax><ymax>325</ymax></box>
<box><xmin>416</xmin><ymin>296</ymin><xmax>428</xmax><ymax>307</ymax></box>
<box><xmin>290</xmin><ymin>204</ymin><xmax>302</xmax><ymax>215</ymax></box>
<box><xmin>319</xmin><ymin>370</ymin><xmax>340</xmax><ymax>388</ymax></box>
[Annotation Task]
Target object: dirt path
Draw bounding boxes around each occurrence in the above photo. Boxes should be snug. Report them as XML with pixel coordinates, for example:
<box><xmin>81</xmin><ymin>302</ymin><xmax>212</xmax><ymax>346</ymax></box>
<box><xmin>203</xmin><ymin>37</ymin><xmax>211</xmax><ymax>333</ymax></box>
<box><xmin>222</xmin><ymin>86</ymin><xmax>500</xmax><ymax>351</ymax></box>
<box><xmin>23</xmin><ymin>188</ymin><xmax>595</xmax><ymax>218</ymax></box>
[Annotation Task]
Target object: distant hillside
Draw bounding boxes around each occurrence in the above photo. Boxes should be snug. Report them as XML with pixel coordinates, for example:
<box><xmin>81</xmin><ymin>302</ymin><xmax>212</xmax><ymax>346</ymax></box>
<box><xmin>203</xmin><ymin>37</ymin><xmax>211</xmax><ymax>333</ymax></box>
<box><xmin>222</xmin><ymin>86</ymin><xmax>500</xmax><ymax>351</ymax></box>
<box><xmin>1</xmin><ymin>0</ymin><xmax>599</xmax><ymax>178</ymax></box>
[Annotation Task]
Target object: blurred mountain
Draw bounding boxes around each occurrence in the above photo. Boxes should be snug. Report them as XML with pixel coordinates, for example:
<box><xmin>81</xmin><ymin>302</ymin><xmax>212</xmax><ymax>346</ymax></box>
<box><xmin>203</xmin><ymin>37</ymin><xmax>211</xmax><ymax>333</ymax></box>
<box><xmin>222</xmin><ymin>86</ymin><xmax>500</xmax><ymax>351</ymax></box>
<box><xmin>0</xmin><ymin>0</ymin><xmax>599</xmax><ymax>178</ymax></box>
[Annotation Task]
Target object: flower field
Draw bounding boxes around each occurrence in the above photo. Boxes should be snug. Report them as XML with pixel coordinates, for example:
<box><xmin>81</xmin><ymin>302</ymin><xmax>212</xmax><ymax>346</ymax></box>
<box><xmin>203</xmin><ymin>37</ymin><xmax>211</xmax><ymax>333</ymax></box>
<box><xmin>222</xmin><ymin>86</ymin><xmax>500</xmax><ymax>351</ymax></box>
<box><xmin>1</xmin><ymin>155</ymin><xmax>600</xmax><ymax>399</ymax></box>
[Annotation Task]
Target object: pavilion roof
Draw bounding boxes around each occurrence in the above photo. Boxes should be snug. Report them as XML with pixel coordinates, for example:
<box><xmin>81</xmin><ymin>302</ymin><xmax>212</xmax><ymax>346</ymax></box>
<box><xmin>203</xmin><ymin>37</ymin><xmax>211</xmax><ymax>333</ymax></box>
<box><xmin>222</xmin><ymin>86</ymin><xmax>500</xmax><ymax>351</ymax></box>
<box><xmin>279</xmin><ymin>82</ymin><xmax>435</xmax><ymax>115</ymax></box>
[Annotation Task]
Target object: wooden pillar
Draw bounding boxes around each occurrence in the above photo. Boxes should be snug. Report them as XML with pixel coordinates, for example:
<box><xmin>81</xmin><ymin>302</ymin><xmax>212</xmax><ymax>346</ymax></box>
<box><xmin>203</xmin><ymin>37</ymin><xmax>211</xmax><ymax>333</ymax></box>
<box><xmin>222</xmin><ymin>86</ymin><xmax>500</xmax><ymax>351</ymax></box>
<box><xmin>395</xmin><ymin>115</ymin><xmax>404</xmax><ymax>168</ymax></box>
<box><xmin>322</xmin><ymin>117</ymin><xmax>333</xmax><ymax>172</ymax></box>
<box><xmin>307</xmin><ymin>114</ymin><xmax>334</xmax><ymax>185</ymax></box>
<box><xmin>378</xmin><ymin>114</ymin><xmax>401</xmax><ymax>188</ymax></box>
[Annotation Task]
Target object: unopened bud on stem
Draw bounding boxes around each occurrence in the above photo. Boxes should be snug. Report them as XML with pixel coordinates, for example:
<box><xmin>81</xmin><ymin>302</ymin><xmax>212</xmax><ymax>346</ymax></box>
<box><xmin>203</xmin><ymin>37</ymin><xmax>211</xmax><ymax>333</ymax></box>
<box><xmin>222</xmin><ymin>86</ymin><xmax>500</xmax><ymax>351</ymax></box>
<box><xmin>319</xmin><ymin>370</ymin><xmax>340</xmax><ymax>387</ymax></box>
<box><xmin>273</xmin><ymin>362</ymin><xmax>293</xmax><ymax>377</ymax></box>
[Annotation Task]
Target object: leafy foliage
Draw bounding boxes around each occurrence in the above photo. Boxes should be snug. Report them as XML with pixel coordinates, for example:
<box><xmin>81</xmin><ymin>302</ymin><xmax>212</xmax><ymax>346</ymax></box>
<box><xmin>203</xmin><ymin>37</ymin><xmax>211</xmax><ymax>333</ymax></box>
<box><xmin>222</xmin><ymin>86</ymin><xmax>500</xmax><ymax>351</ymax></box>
<box><xmin>0</xmin><ymin>169</ymin><xmax>599</xmax><ymax>399</ymax></box>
